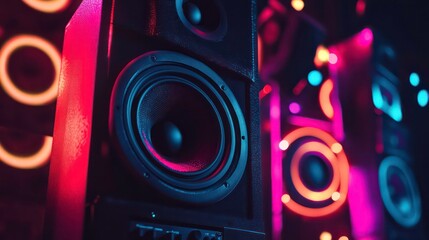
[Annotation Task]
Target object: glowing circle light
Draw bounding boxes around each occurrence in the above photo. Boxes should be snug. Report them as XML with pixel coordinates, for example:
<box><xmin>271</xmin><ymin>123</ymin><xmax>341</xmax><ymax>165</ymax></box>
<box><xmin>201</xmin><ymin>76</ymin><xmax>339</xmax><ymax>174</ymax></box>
<box><xmin>0</xmin><ymin>34</ymin><xmax>61</xmax><ymax>106</ymax></box>
<box><xmin>281</xmin><ymin>127</ymin><xmax>349</xmax><ymax>217</ymax></box>
<box><xmin>409</xmin><ymin>72</ymin><xmax>420</xmax><ymax>87</ymax></box>
<box><xmin>328</xmin><ymin>53</ymin><xmax>338</xmax><ymax>64</ymax></box>
<box><xmin>291</xmin><ymin>0</ymin><xmax>305</xmax><ymax>11</ymax></box>
<box><xmin>308</xmin><ymin>70</ymin><xmax>323</xmax><ymax>86</ymax></box>
<box><xmin>0</xmin><ymin>136</ymin><xmax>52</xmax><ymax>169</ymax></box>
<box><xmin>314</xmin><ymin>45</ymin><xmax>329</xmax><ymax>67</ymax></box>
<box><xmin>22</xmin><ymin>0</ymin><xmax>71</xmax><ymax>13</ymax></box>
<box><xmin>279</xmin><ymin>140</ymin><xmax>289</xmax><ymax>151</ymax></box>
<box><xmin>417</xmin><ymin>89</ymin><xmax>428</xmax><ymax>107</ymax></box>
<box><xmin>320</xmin><ymin>231</ymin><xmax>332</xmax><ymax>240</ymax></box>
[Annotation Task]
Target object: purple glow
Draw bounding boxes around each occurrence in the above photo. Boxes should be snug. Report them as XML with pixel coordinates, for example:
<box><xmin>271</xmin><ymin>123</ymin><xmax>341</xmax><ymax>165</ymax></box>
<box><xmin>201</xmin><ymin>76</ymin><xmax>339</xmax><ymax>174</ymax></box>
<box><xmin>348</xmin><ymin>167</ymin><xmax>384</xmax><ymax>240</ymax></box>
<box><xmin>289</xmin><ymin>102</ymin><xmax>301</xmax><ymax>114</ymax></box>
<box><xmin>269</xmin><ymin>83</ymin><xmax>283</xmax><ymax>240</ymax></box>
<box><xmin>328</xmin><ymin>48</ymin><xmax>345</xmax><ymax>141</ymax></box>
<box><xmin>271</xmin><ymin>104</ymin><xmax>280</xmax><ymax>119</ymax></box>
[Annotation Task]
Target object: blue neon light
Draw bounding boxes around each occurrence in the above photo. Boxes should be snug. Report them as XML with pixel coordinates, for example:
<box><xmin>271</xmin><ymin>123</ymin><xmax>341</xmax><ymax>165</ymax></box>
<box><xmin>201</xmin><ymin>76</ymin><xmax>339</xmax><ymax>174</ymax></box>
<box><xmin>417</xmin><ymin>89</ymin><xmax>428</xmax><ymax>107</ymax></box>
<box><xmin>372</xmin><ymin>73</ymin><xmax>402</xmax><ymax>122</ymax></box>
<box><xmin>409</xmin><ymin>72</ymin><xmax>420</xmax><ymax>87</ymax></box>
<box><xmin>308</xmin><ymin>70</ymin><xmax>323</xmax><ymax>86</ymax></box>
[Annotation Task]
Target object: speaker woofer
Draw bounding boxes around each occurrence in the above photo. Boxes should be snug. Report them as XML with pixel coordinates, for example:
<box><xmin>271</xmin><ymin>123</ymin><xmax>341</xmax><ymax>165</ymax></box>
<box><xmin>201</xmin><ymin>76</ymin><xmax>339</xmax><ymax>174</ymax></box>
<box><xmin>379</xmin><ymin>156</ymin><xmax>421</xmax><ymax>228</ymax></box>
<box><xmin>110</xmin><ymin>51</ymin><xmax>247</xmax><ymax>204</ymax></box>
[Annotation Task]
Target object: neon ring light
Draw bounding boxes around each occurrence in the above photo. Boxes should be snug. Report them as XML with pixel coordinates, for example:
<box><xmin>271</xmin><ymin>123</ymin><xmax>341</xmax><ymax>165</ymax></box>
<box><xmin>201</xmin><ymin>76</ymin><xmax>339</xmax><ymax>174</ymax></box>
<box><xmin>379</xmin><ymin>156</ymin><xmax>421</xmax><ymax>228</ymax></box>
<box><xmin>0</xmin><ymin>136</ymin><xmax>53</xmax><ymax>169</ymax></box>
<box><xmin>0</xmin><ymin>34</ymin><xmax>61</xmax><ymax>106</ymax></box>
<box><xmin>22</xmin><ymin>0</ymin><xmax>71</xmax><ymax>13</ymax></box>
<box><xmin>280</xmin><ymin>127</ymin><xmax>349</xmax><ymax>217</ymax></box>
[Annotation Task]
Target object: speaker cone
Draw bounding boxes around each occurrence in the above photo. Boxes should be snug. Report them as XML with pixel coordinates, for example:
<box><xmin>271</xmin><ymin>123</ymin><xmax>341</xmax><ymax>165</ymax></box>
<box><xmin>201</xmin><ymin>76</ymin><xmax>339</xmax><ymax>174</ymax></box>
<box><xmin>110</xmin><ymin>51</ymin><xmax>247</xmax><ymax>204</ymax></box>
<box><xmin>379</xmin><ymin>156</ymin><xmax>421</xmax><ymax>228</ymax></box>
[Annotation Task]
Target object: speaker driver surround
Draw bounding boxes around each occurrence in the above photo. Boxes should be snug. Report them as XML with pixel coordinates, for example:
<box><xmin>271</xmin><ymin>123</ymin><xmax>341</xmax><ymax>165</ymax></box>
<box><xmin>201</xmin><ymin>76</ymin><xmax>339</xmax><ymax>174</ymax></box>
<box><xmin>110</xmin><ymin>51</ymin><xmax>247</xmax><ymax>204</ymax></box>
<box><xmin>379</xmin><ymin>156</ymin><xmax>422</xmax><ymax>228</ymax></box>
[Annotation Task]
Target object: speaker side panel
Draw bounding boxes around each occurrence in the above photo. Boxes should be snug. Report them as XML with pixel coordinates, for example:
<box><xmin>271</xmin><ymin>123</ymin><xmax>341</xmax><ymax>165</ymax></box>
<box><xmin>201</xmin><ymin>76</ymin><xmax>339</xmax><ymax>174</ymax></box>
<box><xmin>44</xmin><ymin>0</ymin><xmax>109</xmax><ymax>239</ymax></box>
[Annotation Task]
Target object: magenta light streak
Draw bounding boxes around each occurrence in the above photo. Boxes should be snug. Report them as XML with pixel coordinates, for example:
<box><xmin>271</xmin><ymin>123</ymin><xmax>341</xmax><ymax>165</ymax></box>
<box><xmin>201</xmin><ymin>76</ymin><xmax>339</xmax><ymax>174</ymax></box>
<box><xmin>348</xmin><ymin>167</ymin><xmax>384</xmax><ymax>240</ymax></box>
<box><xmin>270</xmin><ymin>83</ymin><xmax>283</xmax><ymax>240</ymax></box>
<box><xmin>289</xmin><ymin>102</ymin><xmax>301</xmax><ymax>114</ymax></box>
<box><xmin>288</xmin><ymin>115</ymin><xmax>332</xmax><ymax>133</ymax></box>
<box><xmin>327</xmin><ymin>56</ymin><xmax>345</xmax><ymax>141</ymax></box>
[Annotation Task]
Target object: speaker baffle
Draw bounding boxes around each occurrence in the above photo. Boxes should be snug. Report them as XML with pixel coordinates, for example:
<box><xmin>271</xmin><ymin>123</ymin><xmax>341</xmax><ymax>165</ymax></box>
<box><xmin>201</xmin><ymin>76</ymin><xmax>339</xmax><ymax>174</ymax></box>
<box><xmin>176</xmin><ymin>0</ymin><xmax>227</xmax><ymax>41</ymax></box>
<box><xmin>110</xmin><ymin>51</ymin><xmax>247</xmax><ymax>204</ymax></box>
<box><xmin>379</xmin><ymin>156</ymin><xmax>421</xmax><ymax>228</ymax></box>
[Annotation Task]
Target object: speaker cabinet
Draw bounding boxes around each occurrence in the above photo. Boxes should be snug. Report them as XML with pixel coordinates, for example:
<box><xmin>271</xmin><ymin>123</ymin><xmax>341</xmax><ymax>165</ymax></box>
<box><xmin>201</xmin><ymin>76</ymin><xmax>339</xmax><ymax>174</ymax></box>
<box><xmin>259</xmin><ymin>4</ymin><xmax>352</xmax><ymax>240</ymax></box>
<box><xmin>44</xmin><ymin>0</ymin><xmax>264</xmax><ymax>240</ymax></box>
<box><xmin>332</xmin><ymin>28</ymin><xmax>425</xmax><ymax>240</ymax></box>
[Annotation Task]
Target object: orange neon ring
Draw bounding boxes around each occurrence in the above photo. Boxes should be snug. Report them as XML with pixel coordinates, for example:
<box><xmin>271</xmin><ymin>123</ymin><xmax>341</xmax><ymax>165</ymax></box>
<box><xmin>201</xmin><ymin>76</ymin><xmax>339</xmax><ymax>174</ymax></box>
<box><xmin>319</xmin><ymin>79</ymin><xmax>334</xmax><ymax>119</ymax></box>
<box><xmin>290</xmin><ymin>141</ymin><xmax>340</xmax><ymax>202</ymax></box>
<box><xmin>282</xmin><ymin>127</ymin><xmax>349</xmax><ymax>217</ymax></box>
<box><xmin>22</xmin><ymin>0</ymin><xmax>71</xmax><ymax>13</ymax></box>
<box><xmin>0</xmin><ymin>136</ymin><xmax>52</xmax><ymax>169</ymax></box>
<box><xmin>0</xmin><ymin>35</ymin><xmax>61</xmax><ymax>106</ymax></box>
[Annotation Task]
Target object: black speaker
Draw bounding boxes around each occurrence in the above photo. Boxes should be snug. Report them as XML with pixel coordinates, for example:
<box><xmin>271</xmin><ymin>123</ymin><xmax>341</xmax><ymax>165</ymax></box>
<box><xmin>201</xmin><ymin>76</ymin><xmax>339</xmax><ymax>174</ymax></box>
<box><xmin>333</xmin><ymin>28</ymin><xmax>425</xmax><ymax>240</ymax></box>
<box><xmin>44</xmin><ymin>0</ymin><xmax>264</xmax><ymax>240</ymax></box>
<box><xmin>259</xmin><ymin>4</ymin><xmax>352</xmax><ymax>240</ymax></box>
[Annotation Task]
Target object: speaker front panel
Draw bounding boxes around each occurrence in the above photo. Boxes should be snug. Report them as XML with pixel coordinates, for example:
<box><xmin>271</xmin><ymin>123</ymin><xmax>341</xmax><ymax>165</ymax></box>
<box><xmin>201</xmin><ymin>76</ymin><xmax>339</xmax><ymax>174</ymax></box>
<box><xmin>45</xmin><ymin>0</ymin><xmax>264</xmax><ymax>240</ymax></box>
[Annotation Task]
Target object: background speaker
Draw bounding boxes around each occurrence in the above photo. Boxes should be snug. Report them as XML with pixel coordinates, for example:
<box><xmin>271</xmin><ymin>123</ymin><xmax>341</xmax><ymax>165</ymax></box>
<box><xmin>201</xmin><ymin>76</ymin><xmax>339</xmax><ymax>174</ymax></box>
<box><xmin>259</xmin><ymin>3</ymin><xmax>352</xmax><ymax>240</ymax></box>
<box><xmin>0</xmin><ymin>1</ymin><xmax>80</xmax><ymax>239</ymax></box>
<box><xmin>332</xmin><ymin>28</ymin><xmax>426</xmax><ymax>240</ymax></box>
<box><xmin>44</xmin><ymin>0</ymin><xmax>264</xmax><ymax>240</ymax></box>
